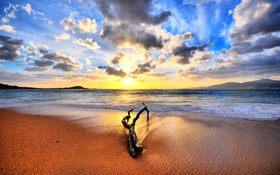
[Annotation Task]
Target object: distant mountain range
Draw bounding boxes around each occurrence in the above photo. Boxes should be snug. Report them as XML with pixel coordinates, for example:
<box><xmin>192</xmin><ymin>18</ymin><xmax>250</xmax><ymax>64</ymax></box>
<box><xmin>0</xmin><ymin>83</ymin><xmax>86</xmax><ymax>89</ymax></box>
<box><xmin>1</xmin><ymin>79</ymin><xmax>280</xmax><ymax>89</ymax></box>
<box><xmin>197</xmin><ymin>79</ymin><xmax>280</xmax><ymax>89</ymax></box>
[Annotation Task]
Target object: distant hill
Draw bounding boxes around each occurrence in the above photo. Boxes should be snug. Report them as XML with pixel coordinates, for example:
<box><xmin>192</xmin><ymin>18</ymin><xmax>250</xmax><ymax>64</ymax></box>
<box><xmin>0</xmin><ymin>83</ymin><xmax>35</xmax><ymax>89</ymax></box>
<box><xmin>0</xmin><ymin>83</ymin><xmax>86</xmax><ymax>89</ymax></box>
<box><xmin>202</xmin><ymin>79</ymin><xmax>280</xmax><ymax>89</ymax></box>
<box><xmin>60</xmin><ymin>86</ymin><xmax>86</xmax><ymax>89</ymax></box>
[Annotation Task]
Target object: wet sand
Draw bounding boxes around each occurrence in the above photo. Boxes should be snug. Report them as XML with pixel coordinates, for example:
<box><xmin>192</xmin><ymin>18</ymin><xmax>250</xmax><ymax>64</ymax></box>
<box><xmin>1</xmin><ymin>108</ymin><xmax>280</xmax><ymax>174</ymax></box>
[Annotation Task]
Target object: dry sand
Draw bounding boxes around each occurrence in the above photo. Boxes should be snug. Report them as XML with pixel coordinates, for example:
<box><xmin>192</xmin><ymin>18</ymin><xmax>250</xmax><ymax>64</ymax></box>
<box><xmin>0</xmin><ymin>108</ymin><xmax>280</xmax><ymax>174</ymax></box>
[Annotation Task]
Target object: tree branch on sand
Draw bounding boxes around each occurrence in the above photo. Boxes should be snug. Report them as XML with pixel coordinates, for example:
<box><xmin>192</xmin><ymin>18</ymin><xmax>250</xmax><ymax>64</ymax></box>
<box><xmin>121</xmin><ymin>103</ymin><xmax>150</xmax><ymax>158</ymax></box>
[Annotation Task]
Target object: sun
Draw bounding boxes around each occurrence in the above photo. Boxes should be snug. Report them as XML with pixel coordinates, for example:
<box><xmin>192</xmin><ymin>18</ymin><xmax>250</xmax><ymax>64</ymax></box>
<box><xmin>123</xmin><ymin>77</ymin><xmax>134</xmax><ymax>84</ymax></box>
<box><xmin>122</xmin><ymin>77</ymin><xmax>136</xmax><ymax>89</ymax></box>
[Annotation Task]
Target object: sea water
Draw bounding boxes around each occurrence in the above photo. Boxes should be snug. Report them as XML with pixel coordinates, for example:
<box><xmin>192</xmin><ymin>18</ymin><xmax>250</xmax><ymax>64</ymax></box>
<box><xmin>0</xmin><ymin>89</ymin><xmax>279</xmax><ymax>120</ymax></box>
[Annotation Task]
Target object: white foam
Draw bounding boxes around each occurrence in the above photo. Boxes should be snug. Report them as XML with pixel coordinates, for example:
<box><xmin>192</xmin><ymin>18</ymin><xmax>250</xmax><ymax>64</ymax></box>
<box><xmin>198</xmin><ymin>103</ymin><xmax>280</xmax><ymax>120</ymax></box>
<box><xmin>1</xmin><ymin>98</ymin><xmax>280</xmax><ymax>121</ymax></box>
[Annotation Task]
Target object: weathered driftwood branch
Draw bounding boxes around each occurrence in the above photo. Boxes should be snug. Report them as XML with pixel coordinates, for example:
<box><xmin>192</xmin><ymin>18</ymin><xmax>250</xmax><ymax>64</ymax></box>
<box><xmin>122</xmin><ymin>103</ymin><xmax>149</xmax><ymax>158</ymax></box>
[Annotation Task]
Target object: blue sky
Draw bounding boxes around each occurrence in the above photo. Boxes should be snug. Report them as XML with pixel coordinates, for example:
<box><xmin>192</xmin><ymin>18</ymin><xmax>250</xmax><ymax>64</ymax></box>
<box><xmin>0</xmin><ymin>0</ymin><xmax>279</xmax><ymax>88</ymax></box>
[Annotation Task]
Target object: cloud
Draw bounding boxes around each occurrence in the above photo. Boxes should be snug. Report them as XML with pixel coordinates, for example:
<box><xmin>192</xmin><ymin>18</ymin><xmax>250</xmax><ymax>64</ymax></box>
<box><xmin>38</xmin><ymin>44</ymin><xmax>49</xmax><ymax>55</ymax></box>
<box><xmin>95</xmin><ymin>0</ymin><xmax>177</xmax><ymax>56</ymax></box>
<box><xmin>24</xmin><ymin>66</ymin><xmax>49</xmax><ymax>72</ymax></box>
<box><xmin>97</xmin><ymin>66</ymin><xmax>107</xmax><ymax>69</ymax></box>
<box><xmin>20</xmin><ymin>3</ymin><xmax>44</xmax><ymax>16</ymax></box>
<box><xmin>220</xmin><ymin>49</ymin><xmax>229</xmax><ymax>55</ymax></box>
<box><xmin>171</xmin><ymin>42</ymin><xmax>212</xmax><ymax>65</ymax></box>
<box><xmin>74</xmin><ymin>38</ymin><xmax>100</xmax><ymax>50</ymax></box>
<box><xmin>55</xmin><ymin>33</ymin><xmax>70</xmax><ymax>42</ymax></box>
<box><xmin>230</xmin><ymin>33</ymin><xmax>280</xmax><ymax>54</ymax></box>
<box><xmin>60</xmin><ymin>17</ymin><xmax>75</xmax><ymax>31</ymax></box>
<box><xmin>85</xmin><ymin>58</ymin><xmax>91</xmax><ymax>65</ymax></box>
<box><xmin>42</xmin><ymin>51</ymin><xmax>81</xmax><ymax>72</ymax></box>
<box><xmin>193</xmin><ymin>51</ymin><xmax>214</xmax><ymax>61</ymax></box>
<box><xmin>183</xmin><ymin>0</ymin><xmax>220</xmax><ymax>5</ymax></box>
<box><xmin>0</xmin><ymin>35</ymin><xmax>23</xmax><ymax>62</ymax></box>
<box><xmin>177</xmin><ymin>48</ymin><xmax>280</xmax><ymax>80</ymax></box>
<box><xmin>98</xmin><ymin>66</ymin><xmax>127</xmax><ymax>78</ymax></box>
<box><xmin>60</xmin><ymin>17</ymin><xmax>97</xmax><ymax>34</ymax></box>
<box><xmin>93</xmin><ymin>0</ymin><xmax>171</xmax><ymax>25</ymax></box>
<box><xmin>157</xmin><ymin>55</ymin><xmax>167</xmax><ymax>64</ymax></box>
<box><xmin>94</xmin><ymin>0</ymin><xmax>211</xmax><ymax>67</ymax></box>
<box><xmin>24</xmin><ymin>42</ymin><xmax>49</xmax><ymax>57</ymax></box>
<box><xmin>78</xmin><ymin>18</ymin><xmax>97</xmax><ymax>33</ymax></box>
<box><xmin>0</xmin><ymin>25</ymin><xmax>16</xmax><ymax>33</ymax></box>
<box><xmin>100</xmin><ymin>22</ymin><xmax>164</xmax><ymax>50</ymax></box>
<box><xmin>84</xmin><ymin>68</ymin><xmax>92</xmax><ymax>72</ymax></box>
<box><xmin>53</xmin><ymin>63</ymin><xmax>77</xmax><ymax>72</ymax></box>
<box><xmin>214</xmin><ymin>58</ymin><xmax>224</xmax><ymax>64</ymax></box>
<box><xmin>109</xmin><ymin>51</ymin><xmax>125</xmax><ymax>65</ymax></box>
<box><xmin>33</xmin><ymin>59</ymin><xmax>54</xmax><ymax>67</ymax></box>
<box><xmin>146</xmin><ymin>72</ymin><xmax>171</xmax><ymax>78</ymax></box>
<box><xmin>0</xmin><ymin>70</ymin><xmax>33</xmax><ymax>82</ymax></box>
<box><xmin>25</xmin><ymin>42</ymin><xmax>37</xmax><ymax>53</ymax></box>
<box><xmin>1</xmin><ymin>3</ymin><xmax>44</xmax><ymax>23</ymax></box>
<box><xmin>142</xmin><ymin>30</ymin><xmax>213</xmax><ymax>65</ymax></box>
<box><xmin>1</xmin><ymin>4</ymin><xmax>17</xmax><ymax>23</ymax></box>
<box><xmin>42</xmin><ymin>51</ymin><xmax>79</xmax><ymax>64</ymax></box>
<box><xmin>230</xmin><ymin>0</ymin><xmax>280</xmax><ymax>52</ymax></box>
<box><xmin>63</xmin><ymin>73</ymin><xmax>99</xmax><ymax>81</ymax></box>
<box><xmin>131</xmin><ymin>60</ymin><xmax>156</xmax><ymax>75</ymax></box>
<box><xmin>23</xmin><ymin>42</ymin><xmax>83</xmax><ymax>72</ymax></box>
<box><xmin>21</xmin><ymin>3</ymin><xmax>32</xmax><ymax>15</ymax></box>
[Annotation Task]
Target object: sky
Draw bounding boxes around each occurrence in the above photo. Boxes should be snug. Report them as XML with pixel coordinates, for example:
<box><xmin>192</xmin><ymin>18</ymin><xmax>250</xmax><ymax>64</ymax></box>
<box><xmin>0</xmin><ymin>0</ymin><xmax>280</xmax><ymax>89</ymax></box>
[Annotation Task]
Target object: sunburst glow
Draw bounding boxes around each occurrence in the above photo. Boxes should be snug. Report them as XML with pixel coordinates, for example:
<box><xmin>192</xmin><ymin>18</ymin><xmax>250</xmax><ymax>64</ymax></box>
<box><xmin>123</xmin><ymin>77</ymin><xmax>135</xmax><ymax>85</ymax></box>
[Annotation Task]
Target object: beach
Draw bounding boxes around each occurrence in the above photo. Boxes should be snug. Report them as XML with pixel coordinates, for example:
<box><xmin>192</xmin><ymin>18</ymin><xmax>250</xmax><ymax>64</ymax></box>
<box><xmin>1</xmin><ymin>108</ymin><xmax>280</xmax><ymax>174</ymax></box>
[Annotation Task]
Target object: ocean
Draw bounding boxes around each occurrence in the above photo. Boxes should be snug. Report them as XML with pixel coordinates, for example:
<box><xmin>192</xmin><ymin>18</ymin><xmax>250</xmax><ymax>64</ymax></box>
<box><xmin>0</xmin><ymin>89</ymin><xmax>279</xmax><ymax>120</ymax></box>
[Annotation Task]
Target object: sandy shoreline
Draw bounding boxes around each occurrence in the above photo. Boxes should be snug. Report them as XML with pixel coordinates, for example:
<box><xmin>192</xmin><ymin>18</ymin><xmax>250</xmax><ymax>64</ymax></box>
<box><xmin>1</xmin><ymin>108</ymin><xmax>280</xmax><ymax>174</ymax></box>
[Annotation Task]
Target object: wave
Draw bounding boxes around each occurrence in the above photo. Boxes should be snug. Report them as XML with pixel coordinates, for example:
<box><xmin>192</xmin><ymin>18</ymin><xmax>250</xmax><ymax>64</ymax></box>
<box><xmin>1</xmin><ymin>98</ymin><xmax>279</xmax><ymax>121</ymax></box>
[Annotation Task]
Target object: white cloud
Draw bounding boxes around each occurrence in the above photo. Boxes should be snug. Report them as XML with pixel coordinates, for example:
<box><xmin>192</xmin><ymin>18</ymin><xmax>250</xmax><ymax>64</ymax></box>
<box><xmin>25</xmin><ymin>42</ymin><xmax>37</xmax><ymax>53</ymax></box>
<box><xmin>21</xmin><ymin>3</ymin><xmax>32</xmax><ymax>15</ymax></box>
<box><xmin>85</xmin><ymin>57</ymin><xmax>91</xmax><ymax>65</ymax></box>
<box><xmin>60</xmin><ymin>17</ymin><xmax>98</xmax><ymax>34</ymax></box>
<box><xmin>1</xmin><ymin>3</ymin><xmax>44</xmax><ymax>23</ymax></box>
<box><xmin>0</xmin><ymin>25</ymin><xmax>16</xmax><ymax>33</ymax></box>
<box><xmin>55</xmin><ymin>33</ymin><xmax>70</xmax><ymax>42</ymax></box>
<box><xmin>157</xmin><ymin>55</ymin><xmax>167</xmax><ymax>64</ymax></box>
<box><xmin>78</xmin><ymin>18</ymin><xmax>97</xmax><ymax>33</ymax></box>
<box><xmin>74</xmin><ymin>38</ymin><xmax>100</xmax><ymax>50</ymax></box>
<box><xmin>1</xmin><ymin>4</ymin><xmax>17</xmax><ymax>23</ymax></box>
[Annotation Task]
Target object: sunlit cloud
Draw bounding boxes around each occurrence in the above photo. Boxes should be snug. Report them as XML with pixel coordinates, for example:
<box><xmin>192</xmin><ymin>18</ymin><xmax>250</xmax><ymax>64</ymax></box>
<box><xmin>60</xmin><ymin>16</ymin><xmax>97</xmax><ymax>34</ymax></box>
<box><xmin>55</xmin><ymin>33</ymin><xmax>70</xmax><ymax>42</ymax></box>
<box><xmin>0</xmin><ymin>24</ymin><xmax>16</xmax><ymax>33</ymax></box>
<box><xmin>74</xmin><ymin>38</ymin><xmax>100</xmax><ymax>50</ymax></box>
<box><xmin>108</xmin><ymin>51</ymin><xmax>125</xmax><ymax>65</ymax></box>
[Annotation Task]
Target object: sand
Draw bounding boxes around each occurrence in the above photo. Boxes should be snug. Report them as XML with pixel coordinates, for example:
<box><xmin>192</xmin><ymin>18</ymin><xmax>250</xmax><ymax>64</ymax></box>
<box><xmin>1</xmin><ymin>108</ymin><xmax>280</xmax><ymax>174</ymax></box>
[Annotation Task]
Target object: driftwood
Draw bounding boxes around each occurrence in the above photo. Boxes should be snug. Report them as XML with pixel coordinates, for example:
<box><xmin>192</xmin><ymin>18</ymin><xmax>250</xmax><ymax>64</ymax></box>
<box><xmin>121</xmin><ymin>103</ymin><xmax>149</xmax><ymax>158</ymax></box>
